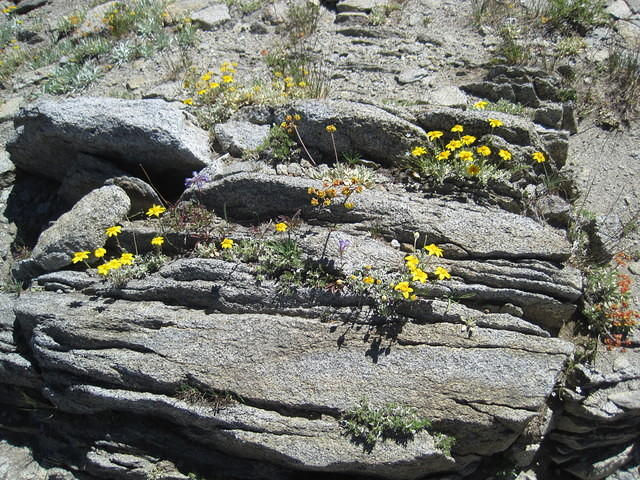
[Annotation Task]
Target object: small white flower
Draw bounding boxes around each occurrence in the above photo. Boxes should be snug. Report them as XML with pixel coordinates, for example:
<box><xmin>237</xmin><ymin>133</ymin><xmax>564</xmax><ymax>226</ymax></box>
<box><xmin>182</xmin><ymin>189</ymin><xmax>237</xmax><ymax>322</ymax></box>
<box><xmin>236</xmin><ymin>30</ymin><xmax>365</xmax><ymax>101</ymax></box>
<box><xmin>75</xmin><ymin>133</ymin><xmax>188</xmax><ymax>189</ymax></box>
<box><xmin>575</xmin><ymin>386</ymin><xmax>582</xmax><ymax>394</ymax></box>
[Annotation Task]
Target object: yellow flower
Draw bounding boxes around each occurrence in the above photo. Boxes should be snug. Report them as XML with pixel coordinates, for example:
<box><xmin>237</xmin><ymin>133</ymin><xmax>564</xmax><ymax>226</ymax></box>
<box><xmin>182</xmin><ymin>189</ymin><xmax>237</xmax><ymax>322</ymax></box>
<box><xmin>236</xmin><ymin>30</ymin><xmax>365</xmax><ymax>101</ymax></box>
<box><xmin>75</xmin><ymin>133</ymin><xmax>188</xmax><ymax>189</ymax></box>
<box><xmin>436</xmin><ymin>150</ymin><xmax>451</xmax><ymax>160</ymax></box>
<box><xmin>105</xmin><ymin>225</ymin><xmax>122</xmax><ymax>237</ymax></box>
<box><xmin>275</xmin><ymin>222</ymin><xmax>288</xmax><ymax>232</ymax></box>
<box><xmin>498</xmin><ymin>149</ymin><xmax>512</xmax><ymax>161</ymax></box>
<box><xmin>446</xmin><ymin>140</ymin><xmax>463</xmax><ymax>151</ymax></box>
<box><xmin>293</xmin><ymin>114</ymin><xmax>301</xmax><ymax>121</ymax></box>
<box><xmin>151</xmin><ymin>236</ymin><xmax>164</xmax><ymax>246</ymax></box>
<box><xmin>120</xmin><ymin>253</ymin><xmax>135</xmax><ymax>265</ymax></box>
<box><xmin>476</xmin><ymin>145</ymin><xmax>491</xmax><ymax>157</ymax></box>
<box><xmin>274</xmin><ymin>71</ymin><xmax>283</xmax><ymax>77</ymax></box>
<box><xmin>326</xmin><ymin>124</ymin><xmax>337</xmax><ymax>133</ymax></box>
<box><xmin>94</xmin><ymin>247</ymin><xmax>107</xmax><ymax>258</ymax></box>
<box><xmin>209</xmin><ymin>82</ymin><xmax>220</xmax><ymax>89</ymax></box>
<box><xmin>197</xmin><ymin>89</ymin><xmax>208</xmax><ymax>95</ymax></box>
<box><xmin>405</xmin><ymin>255</ymin><xmax>420</xmax><ymax>271</ymax></box>
<box><xmin>146</xmin><ymin>204</ymin><xmax>166</xmax><ymax>217</ymax></box>
<box><xmin>434</xmin><ymin>266</ymin><xmax>451</xmax><ymax>280</ymax></box>
<box><xmin>97</xmin><ymin>263</ymin><xmax>111</xmax><ymax>275</ymax></box>
<box><xmin>394</xmin><ymin>281</ymin><xmax>414</xmax><ymax>299</ymax></box>
<box><xmin>461</xmin><ymin>135</ymin><xmax>476</xmax><ymax>146</ymax></box>
<box><xmin>411</xmin><ymin>146</ymin><xmax>427</xmax><ymax>157</ymax></box>
<box><xmin>323</xmin><ymin>199</ymin><xmax>331</xmax><ymax>206</ymax></box>
<box><xmin>72</xmin><ymin>251</ymin><xmax>90</xmax><ymax>264</ymax></box>
<box><xmin>474</xmin><ymin>101</ymin><xmax>488</xmax><ymax>110</ymax></box>
<box><xmin>344</xmin><ymin>202</ymin><xmax>355</xmax><ymax>209</ymax></box>
<box><xmin>532</xmin><ymin>151</ymin><xmax>546</xmax><ymax>163</ymax></box>
<box><xmin>458</xmin><ymin>150</ymin><xmax>474</xmax><ymax>162</ymax></box>
<box><xmin>298</xmin><ymin>81</ymin><xmax>307</xmax><ymax>87</ymax></box>
<box><xmin>451</xmin><ymin>124</ymin><xmax>464</xmax><ymax>133</ymax></box>
<box><xmin>362</xmin><ymin>276</ymin><xmax>375</xmax><ymax>284</ymax></box>
<box><xmin>221</xmin><ymin>238</ymin><xmax>234</xmax><ymax>249</ymax></box>
<box><xmin>412</xmin><ymin>268</ymin><xmax>428</xmax><ymax>283</ymax></box>
<box><xmin>307</xmin><ymin>187</ymin><xmax>316</xmax><ymax>195</ymax></box>
<box><xmin>106</xmin><ymin>259</ymin><xmax>122</xmax><ymax>270</ymax></box>
<box><xmin>222</xmin><ymin>75</ymin><xmax>234</xmax><ymax>83</ymax></box>
<box><xmin>467</xmin><ymin>164</ymin><xmax>481</xmax><ymax>175</ymax></box>
<box><xmin>182</xmin><ymin>98</ymin><xmax>193</xmax><ymax>105</ymax></box>
<box><xmin>310</xmin><ymin>197</ymin><xmax>319</xmax><ymax>206</ymax></box>
<box><xmin>488</xmin><ymin>118</ymin><xmax>504</xmax><ymax>128</ymax></box>
<box><xmin>424</xmin><ymin>244</ymin><xmax>444</xmax><ymax>257</ymax></box>
<box><xmin>201</xmin><ymin>72</ymin><xmax>212</xmax><ymax>81</ymax></box>
<box><xmin>426</xmin><ymin>130</ymin><xmax>444</xmax><ymax>141</ymax></box>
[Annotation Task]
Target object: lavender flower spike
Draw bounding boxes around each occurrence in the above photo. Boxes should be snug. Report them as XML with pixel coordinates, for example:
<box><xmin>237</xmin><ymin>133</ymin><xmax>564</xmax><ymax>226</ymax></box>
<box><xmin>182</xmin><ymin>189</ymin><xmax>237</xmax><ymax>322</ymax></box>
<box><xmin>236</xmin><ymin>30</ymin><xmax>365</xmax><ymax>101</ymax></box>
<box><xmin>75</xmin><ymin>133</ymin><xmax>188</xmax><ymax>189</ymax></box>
<box><xmin>184</xmin><ymin>171</ymin><xmax>211</xmax><ymax>189</ymax></box>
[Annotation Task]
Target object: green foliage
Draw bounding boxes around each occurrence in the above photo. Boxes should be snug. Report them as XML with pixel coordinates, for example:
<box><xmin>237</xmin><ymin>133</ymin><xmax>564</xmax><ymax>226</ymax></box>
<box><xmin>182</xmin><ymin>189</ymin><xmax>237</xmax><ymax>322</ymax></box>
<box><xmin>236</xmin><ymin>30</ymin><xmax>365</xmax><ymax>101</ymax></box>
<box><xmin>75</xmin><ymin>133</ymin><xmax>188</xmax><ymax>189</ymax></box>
<box><xmin>108</xmin><ymin>252</ymin><xmax>168</xmax><ymax>288</ymax></box>
<box><xmin>544</xmin><ymin>0</ymin><xmax>608</xmax><ymax>35</ymax></box>
<box><xmin>496</xmin><ymin>25</ymin><xmax>530</xmax><ymax>65</ymax></box>
<box><xmin>369</xmin><ymin>1</ymin><xmax>405</xmax><ymax>26</ymax></box>
<box><xmin>255</xmin><ymin>124</ymin><xmax>297</xmax><ymax>162</ymax></box>
<box><xmin>285</xmin><ymin>1</ymin><xmax>320</xmax><ymax>42</ymax></box>
<box><xmin>485</xmin><ymin>99</ymin><xmax>531</xmax><ymax>117</ymax></box>
<box><xmin>54</xmin><ymin>12</ymin><xmax>85</xmax><ymax>39</ymax></box>
<box><xmin>607</xmin><ymin>46</ymin><xmax>640</xmax><ymax>118</ymax></box>
<box><xmin>43</xmin><ymin>61</ymin><xmax>103</xmax><ymax>94</ymax></box>
<box><xmin>341</xmin><ymin>399</ymin><xmax>454</xmax><ymax>454</ymax></box>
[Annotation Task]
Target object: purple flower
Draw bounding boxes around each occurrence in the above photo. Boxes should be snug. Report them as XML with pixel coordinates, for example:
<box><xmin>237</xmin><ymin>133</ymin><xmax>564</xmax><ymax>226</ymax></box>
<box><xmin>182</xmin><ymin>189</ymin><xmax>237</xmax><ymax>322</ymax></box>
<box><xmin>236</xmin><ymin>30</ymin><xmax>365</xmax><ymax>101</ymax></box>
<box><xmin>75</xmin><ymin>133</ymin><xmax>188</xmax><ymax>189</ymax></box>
<box><xmin>338</xmin><ymin>238</ymin><xmax>350</xmax><ymax>255</ymax></box>
<box><xmin>184</xmin><ymin>171</ymin><xmax>211</xmax><ymax>189</ymax></box>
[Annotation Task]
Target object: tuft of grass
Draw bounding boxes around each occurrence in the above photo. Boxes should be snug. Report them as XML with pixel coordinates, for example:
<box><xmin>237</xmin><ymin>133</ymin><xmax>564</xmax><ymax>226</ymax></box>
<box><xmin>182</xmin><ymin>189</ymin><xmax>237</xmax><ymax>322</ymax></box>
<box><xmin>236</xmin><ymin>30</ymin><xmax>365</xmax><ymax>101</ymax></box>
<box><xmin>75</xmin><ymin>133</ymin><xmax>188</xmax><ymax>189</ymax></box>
<box><xmin>543</xmin><ymin>0</ymin><xmax>608</xmax><ymax>35</ymax></box>
<box><xmin>607</xmin><ymin>45</ymin><xmax>640</xmax><ymax>119</ymax></box>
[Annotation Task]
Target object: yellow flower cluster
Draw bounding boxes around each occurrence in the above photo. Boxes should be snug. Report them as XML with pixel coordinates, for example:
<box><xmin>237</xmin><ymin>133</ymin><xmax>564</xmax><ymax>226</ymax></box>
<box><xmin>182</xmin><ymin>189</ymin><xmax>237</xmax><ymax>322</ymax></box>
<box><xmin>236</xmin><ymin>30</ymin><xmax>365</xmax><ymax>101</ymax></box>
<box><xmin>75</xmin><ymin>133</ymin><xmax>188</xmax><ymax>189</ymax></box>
<box><xmin>2</xmin><ymin>5</ymin><xmax>17</xmax><ymax>14</ymax></box>
<box><xmin>280</xmin><ymin>113</ymin><xmax>301</xmax><ymax>134</ymax></box>
<box><xmin>308</xmin><ymin>177</ymin><xmax>365</xmax><ymax>209</ymax></box>
<box><xmin>182</xmin><ymin>62</ymin><xmax>238</xmax><ymax>106</ymax></box>
<box><xmin>271</xmin><ymin>65</ymin><xmax>310</xmax><ymax>97</ymax></box>
<box><xmin>71</xmin><ymin>225</ymin><xmax>136</xmax><ymax>276</ymax></box>
<box><xmin>395</xmin><ymin>244</ymin><xmax>451</xmax><ymax>300</ymax></box>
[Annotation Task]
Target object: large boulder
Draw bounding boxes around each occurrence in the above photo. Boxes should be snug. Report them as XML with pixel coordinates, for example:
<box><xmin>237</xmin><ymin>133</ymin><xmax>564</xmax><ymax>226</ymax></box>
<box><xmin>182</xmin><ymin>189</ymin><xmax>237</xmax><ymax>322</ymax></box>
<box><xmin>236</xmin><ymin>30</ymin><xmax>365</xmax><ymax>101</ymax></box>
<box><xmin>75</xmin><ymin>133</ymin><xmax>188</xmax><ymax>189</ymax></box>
<box><xmin>11</xmin><ymin>185</ymin><xmax>130</xmax><ymax>280</ymax></box>
<box><xmin>7</xmin><ymin>97</ymin><xmax>215</xmax><ymax>195</ymax></box>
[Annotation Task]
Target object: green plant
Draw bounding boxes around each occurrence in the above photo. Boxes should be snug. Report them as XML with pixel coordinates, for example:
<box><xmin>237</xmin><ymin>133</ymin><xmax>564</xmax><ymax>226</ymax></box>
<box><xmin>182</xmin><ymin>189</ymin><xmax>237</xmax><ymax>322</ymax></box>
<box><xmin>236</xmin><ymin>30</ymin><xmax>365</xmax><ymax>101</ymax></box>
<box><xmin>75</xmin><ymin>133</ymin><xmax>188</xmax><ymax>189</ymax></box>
<box><xmin>369</xmin><ymin>1</ymin><xmax>405</xmax><ymax>26</ymax></box>
<box><xmin>543</xmin><ymin>0</ymin><xmax>608</xmax><ymax>35</ymax></box>
<box><xmin>54</xmin><ymin>11</ymin><xmax>85</xmax><ymax>39</ymax></box>
<box><xmin>486</xmin><ymin>99</ymin><xmax>531</xmax><ymax>117</ymax></box>
<box><xmin>607</xmin><ymin>45</ymin><xmax>640</xmax><ymax>118</ymax></box>
<box><xmin>496</xmin><ymin>25</ymin><xmax>531</xmax><ymax>65</ymax></box>
<box><xmin>43</xmin><ymin>61</ymin><xmax>103</xmax><ymax>94</ymax></box>
<box><xmin>108</xmin><ymin>252</ymin><xmax>168</xmax><ymax>288</ymax></box>
<box><xmin>341</xmin><ymin>398</ymin><xmax>454</xmax><ymax>454</ymax></box>
<box><xmin>285</xmin><ymin>0</ymin><xmax>319</xmax><ymax>42</ymax></box>
<box><xmin>255</xmin><ymin>124</ymin><xmax>297</xmax><ymax>162</ymax></box>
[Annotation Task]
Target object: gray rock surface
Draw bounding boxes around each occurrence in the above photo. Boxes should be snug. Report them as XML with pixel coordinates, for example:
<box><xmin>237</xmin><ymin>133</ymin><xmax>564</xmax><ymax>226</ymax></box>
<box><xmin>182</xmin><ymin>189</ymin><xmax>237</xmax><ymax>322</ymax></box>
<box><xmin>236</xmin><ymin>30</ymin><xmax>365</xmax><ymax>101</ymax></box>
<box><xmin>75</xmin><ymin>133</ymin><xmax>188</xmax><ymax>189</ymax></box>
<box><xmin>213</xmin><ymin>120</ymin><xmax>270</xmax><ymax>156</ymax></box>
<box><xmin>7</xmin><ymin>97</ymin><xmax>214</xmax><ymax>189</ymax></box>
<box><xmin>190</xmin><ymin>3</ymin><xmax>231</xmax><ymax>29</ymax></box>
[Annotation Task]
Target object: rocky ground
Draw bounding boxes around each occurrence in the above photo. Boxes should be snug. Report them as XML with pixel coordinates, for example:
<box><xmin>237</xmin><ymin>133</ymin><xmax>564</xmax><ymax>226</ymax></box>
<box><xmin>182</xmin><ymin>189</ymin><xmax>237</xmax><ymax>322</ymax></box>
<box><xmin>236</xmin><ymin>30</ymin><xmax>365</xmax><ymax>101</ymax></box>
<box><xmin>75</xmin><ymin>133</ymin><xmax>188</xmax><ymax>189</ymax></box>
<box><xmin>1</xmin><ymin>0</ymin><xmax>640</xmax><ymax>479</ymax></box>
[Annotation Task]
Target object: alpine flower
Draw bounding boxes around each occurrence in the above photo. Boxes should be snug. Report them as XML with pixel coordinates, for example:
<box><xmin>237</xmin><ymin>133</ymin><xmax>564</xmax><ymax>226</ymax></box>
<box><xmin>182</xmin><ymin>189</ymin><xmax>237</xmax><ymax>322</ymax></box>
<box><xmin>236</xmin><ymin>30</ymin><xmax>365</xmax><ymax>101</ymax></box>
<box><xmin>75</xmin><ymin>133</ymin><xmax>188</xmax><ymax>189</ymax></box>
<box><xmin>97</xmin><ymin>263</ymin><xmax>111</xmax><ymax>275</ymax></box>
<box><xmin>411</xmin><ymin>146</ymin><xmax>427</xmax><ymax>157</ymax></box>
<box><xmin>476</xmin><ymin>145</ymin><xmax>491</xmax><ymax>156</ymax></box>
<box><xmin>94</xmin><ymin>248</ymin><xmax>107</xmax><ymax>258</ymax></box>
<box><xmin>146</xmin><ymin>205</ymin><xmax>166</xmax><ymax>217</ymax></box>
<box><xmin>72</xmin><ymin>251</ymin><xmax>90</xmax><ymax>264</ymax></box>
<box><xmin>461</xmin><ymin>135</ymin><xmax>476</xmax><ymax>146</ymax></box>
<box><xmin>446</xmin><ymin>140</ymin><xmax>463</xmax><ymax>151</ymax></box>
<box><xmin>436</xmin><ymin>150</ymin><xmax>451</xmax><ymax>160</ymax></box>
<box><xmin>362</xmin><ymin>276</ymin><xmax>375</xmax><ymax>284</ymax></box>
<box><xmin>105</xmin><ymin>225</ymin><xmax>122</xmax><ymax>237</ymax></box>
<box><xmin>426</xmin><ymin>130</ymin><xmax>444</xmax><ymax>141</ymax></box>
<box><xmin>498</xmin><ymin>149</ymin><xmax>512</xmax><ymax>161</ymax></box>
<box><xmin>488</xmin><ymin>118</ymin><xmax>504</xmax><ymax>128</ymax></box>
<box><xmin>434</xmin><ymin>266</ymin><xmax>451</xmax><ymax>280</ymax></box>
<box><xmin>151</xmin><ymin>236</ymin><xmax>164</xmax><ymax>246</ymax></box>
<box><xmin>451</xmin><ymin>124</ymin><xmax>464</xmax><ymax>133</ymax></box>
<box><xmin>275</xmin><ymin>222</ymin><xmax>288</xmax><ymax>232</ymax></box>
<box><xmin>412</xmin><ymin>268</ymin><xmax>428</xmax><ymax>283</ymax></box>
<box><xmin>474</xmin><ymin>100</ymin><xmax>488</xmax><ymax>109</ymax></box>
<box><xmin>221</xmin><ymin>238</ymin><xmax>234</xmax><ymax>249</ymax></box>
<box><xmin>185</xmin><ymin>171</ymin><xmax>211</xmax><ymax>188</ymax></box>
<box><xmin>394</xmin><ymin>281</ymin><xmax>414</xmax><ymax>299</ymax></box>
<box><xmin>424</xmin><ymin>243</ymin><xmax>444</xmax><ymax>257</ymax></box>
<box><xmin>120</xmin><ymin>253</ymin><xmax>135</xmax><ymax>265</ymax></box>
<box><xmin>326</xmin><ymin>124</ymin><xmax>337</xmax><ymax>133</ymax></box>
<box><xmin>458</xmin><ymin>150</ymin><xmax>474</xmax><ymax>162</ymax></box>
<box><xmin>467</xmin><ymin>164</ymin><xmax>481</xmax><ymax>175</ymax></box>
<box><xmin>532</xmin><ymin>151</ymin><xmax>546</xmax><ymax>163</ymax></box>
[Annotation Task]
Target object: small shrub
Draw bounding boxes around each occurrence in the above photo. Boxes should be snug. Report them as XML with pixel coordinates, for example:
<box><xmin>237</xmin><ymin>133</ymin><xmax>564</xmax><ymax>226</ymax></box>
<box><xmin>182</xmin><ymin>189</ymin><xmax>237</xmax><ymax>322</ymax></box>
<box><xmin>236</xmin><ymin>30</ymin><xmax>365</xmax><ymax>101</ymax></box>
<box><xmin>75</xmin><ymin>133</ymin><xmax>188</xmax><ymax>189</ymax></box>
<box><xmin>543</xmin><ymin>0</ymin><xmax>608</xmax><ymax>35</ymax></box>
<box><xmin>285</xmin><ymin>1</ymin><xmax>320</xmax><ymax>42</ymax></box>
<box><xmin>341</xmin><ymin>398</ymin><xmax>454</xmax><ymax>454</ymax></box>
<box><xmin>255</xmin><ymin>124</ymin><xmax>297</xmax><ymax>162</ymax></box>
<box><xmin>108</xmin><ymin>252</ymin><xmax>168</xmax><ymax>288</ymax></box>
<box><xmin>43</xmin><ymin>61</ymin><xmax>103</xmax><ymax>94</ymax></box>
<box><xmin>54</xmin><ymin>12</ymin><xmax>85</xmax><ymax>39</ymax></box>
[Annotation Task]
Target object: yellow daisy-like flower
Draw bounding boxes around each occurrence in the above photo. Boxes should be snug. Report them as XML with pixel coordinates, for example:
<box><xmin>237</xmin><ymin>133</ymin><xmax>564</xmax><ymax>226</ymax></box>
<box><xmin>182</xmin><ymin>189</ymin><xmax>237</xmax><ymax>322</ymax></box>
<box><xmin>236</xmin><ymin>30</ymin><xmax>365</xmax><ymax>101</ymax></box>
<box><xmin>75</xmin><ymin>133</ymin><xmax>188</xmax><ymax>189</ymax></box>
<box><xmin>97</xmin><ymin>263</ymin><xmax>111</xmax><ymax>276</ymax></box>
<box><xmin>344</xmin><ymin>202</ymin><xmax>355</xmax><ymax>209</ymax></box>
<box><xmin>275</xmin><ymin>222</ymin><xmax>288</xmax><ymax>232</ymax></box>
<box><xmin>412</xmin><ymin>268</ymin><xmax>428</xmax><ymax>283</ymax></box>
<box><xmin>182</xmin><ymin>98</ymin><xmax>193</xmax><ymax>105</ymax></box>
<box><xmin>476</xmin><ymin>145</ymin><xmax>491</xmax><ymax>157</ymax></box>
<box><xmin>434</xmin><ymin>266</ymin><xmax>451</xmax><ymax>280</ymax></box>
<box><xmin>405</xmin><ymin>255</ymin><xmax>420</xmax><ymax>268</ymax></box>
<box><xmin>120</xmin><ymin>253</ymin><xmax>135</xmax><ymax>265</ymax></box>
<box><xmin>532</xmin><ymin>151</ymin><xmax>546</xmax><ymax>163</ymax></box>
<box><xmin>424</xmin><ymin>243</ymin><xmax>444</xmax><ymax>257</ymax></box>
<box><xmin>458</xmin><ymin>150</ymin><xmax>474</xmax><ymax>162</ymax></box>
<box><xmin>209</xmin><ymin>82</ymin><xmax>220</xmax><ymax>89</ymax></box>
<box><xmin>461</xmin><ymin>135</ymin><xmax>476</xmax><ymax>146</ymax></box>
<box><xmin>488</xmin><ymin>118</ymin><xmax>504</xmax><ymax>128</ymax></box>
<box><xmin>293</xmin><ymin>114</ymin><xmax>301</xmax><ymax>121</ymax></box>
<box><xmin>446</xmin><ymin>140</ymin><xmax>463</xmax><ymax>151</ymax></box>
<box><xmin>310</xmin><ymin>197</ymin><xmax>319</xmax><ymax>206</ymax></box>
<box><xmin>436</xmin><ymin>150</ymin><xmax>451</xmax><ymax>160</ymax></box>
<box><xmin>326</xmin><ymin>124</ymin><xmax>337</xmax><ymax>133</ymax></box>
<box><xmin>151</xmin><ymin>236</ymin><xmax>164</xmax><ymax>246</ymax></box>
<box><xmin>467</xmin><ymin>164</ymin><xmax>481</xmax><ymax>175</ymax></box>
<box><xmin>323</xmin><ymin>199</ymin><xmax>331</xmax><ymax>206</ymax></box>
<box><xmin>105</xmin><ymin>225</ymin><xmax>122</xmax><ymax>237</ymax></box>
<box><xmin>451</xmin><ymin>124</ymin><xmax>464</xmax><ymax>133</ymax></box>
<box><xmin>498</xmin><ymin>149</ymin><xmax>512</xmax><ymax>161</ymax></box>
<box><xmin>222</xmin><ymin>75</ymin><xmax>234</xmax><ymax>83</ymax></box>
<box><xmin>200</xmin><ymin>72</ymin><xmax>212</xmax><ymax>82</ymax></box>
<box><xmin>94</xmin><ymin>247</ymin><xmax>107</xmax><ymax>258</ymax></box>
<box><xmin>394</xmin><ymin>281</ymin><xmax>414</xmax><ymax>299</ymax></box>
<box><xmin>106</xmin><ymin>259</ymin><xmax>122</xmax><ymax>270</ymax></box>
<box><xmin>411</xmin><ymin>146</ymin><xmax>427</xmax><ymax>157</ymax></box>
<box><xmin>298</xmin><ymin>81</ymin><xmax>307</xmax><ymax>87</ymax></box>
<box><xmin>146</xmin><ymin>204</ymin><xmax>166</xmax><ymax>217</ymax></box>
<box><xmin>221</xmin><ymin>238</ymin><xmax>234</xmax><ymax>249</ymax></box>
<box><xmin>362</xmin><ymin>276</ymin><xmax>375</xmax><ymax>284</ymax></box>
<box><xmin>426</xmin><ymin>130</ymin><xmax>444</xmax><ymax>141</ymax></box>
<box><xmin>72</xmin><ymin>251</ymin><xmax>90</xmax><ymax>264</ymax></box>
<box><xmin>474</xmin><ymin>100</ymin><xmax>488</xmax><ymax>110</ymax></box>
